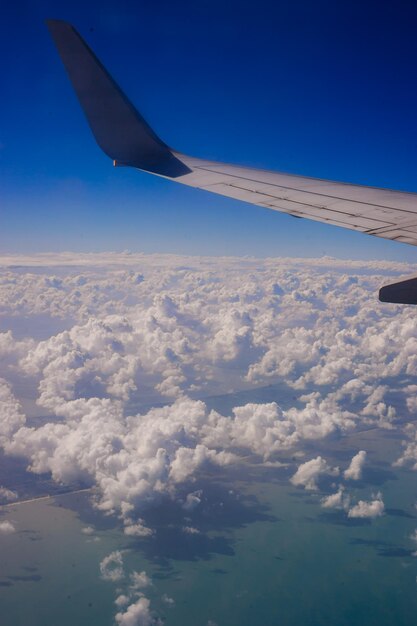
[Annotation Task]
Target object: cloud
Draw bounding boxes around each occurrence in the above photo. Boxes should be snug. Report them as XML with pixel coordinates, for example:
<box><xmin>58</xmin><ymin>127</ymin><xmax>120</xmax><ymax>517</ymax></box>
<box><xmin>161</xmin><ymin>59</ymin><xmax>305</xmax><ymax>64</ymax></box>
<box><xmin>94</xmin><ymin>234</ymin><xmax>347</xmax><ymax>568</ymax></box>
<box><xmin>347</xmin><ymin>493</ymin><xmax>385</xmax><ymax>518</ymax></box>
<box><xmin>100</xmin><ymin>551</ymin><xmax>125</xmax><ymax>582</ymax></box>
<box><xmin>129</xmin><ymin>571</ymin><xmax>151</xmax><ymax>591</ymax></box>
<box><xmin>395</xmin><ymin>424</ymin><xmax>417</xmax><ymax>470</ymax></box>
<box><xmin>81</xmin><ymin>526</ymin><xmax>95</xmax><ymax>535</ymax></box>
<box><xmin>290</xmin><ymin>456</ymin><xmax>339</xmax><ymax>490</ymax></box>
<box><xmin>112</xmin><ymin>571</ymin><xmax>154</xmax><ymax>625</ymax></box>
<box><xmin>161</xmin><ymin>594</ymin><xmax>175</xmax><ymax>607</ymax></box>
<box><xmin>344</xmin><ymin>450</ymin><xmax>367</xmax><ymax>480</ymax></box>
<box><xmin>182</xmin><ymin>526</ymin><xmax>200</xmax><ymax>534</ymax></box>
<box><xmin>115</xmin><ymin>597</ymin><xmax>152</xmax><ymax>626</ymax></box>
<box><xmin>123</xmin><ymin>521</ymin><xmax>154</xmax><ymax>538</ymax></box>
<box><xmin>0</xmin><ymin>253</ymin><xmax>414</xmax><ymax>410</ymax></box>
<box><xmin>4</xmin><ymin>252</ymin><xmax>414</xmax><ymax>626</ymax></box>
<box><xmin>0</xmin><ymin>379</ymin><xmax>26</xmax><ymax>445</ymax></box>
<box><xmin>0</xmin><ymin>486</ymin><xmax>18</xmax><ymax>503</ymax></box>
<box><xmin>182</xmin><ymin>490</ymin><xmax>202</xmax><ymax>511</ymax></box>
<box><xmin>2</xmin><ymin>254</ymin><xmax>415</xmax><ymax>420</ymax></box>
<box><xmin>115</xmin><ymin>595</ymin><xmax>130</xmax><ymax>608</ymax></box>
<box><xmin>321</xmin><ymin>486</ymin><xmax>350</xmax><ymax>510</ymax></box>
<box><xmin>0</xmin><ymin>520</ymin><xmax>16</xmax><ymax>534</ymax></box>
<box><xmin>2</xmin><ymin>253</ymin><xmax>417</xmax><ymax>530</ymax></box>
<box><xmin>0</xmin><ymin>391</ymin><xmax>359</xmax><ymax>525</ymax></box>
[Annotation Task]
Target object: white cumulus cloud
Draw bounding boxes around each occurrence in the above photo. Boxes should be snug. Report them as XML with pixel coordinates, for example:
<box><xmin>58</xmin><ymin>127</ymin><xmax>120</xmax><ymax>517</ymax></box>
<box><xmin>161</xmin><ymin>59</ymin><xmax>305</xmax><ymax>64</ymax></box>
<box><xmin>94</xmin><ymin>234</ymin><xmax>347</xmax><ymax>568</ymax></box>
<box><xmin>129</xmin><ymin>571</ymin><xmax>152</xmax><ymax>591</ymax></box>
<box><xmin>321</xmin><ymin>486</ymin><xmax>350</xmax><ymax>510</ymax></box>
<box><xmin>182</xmin><ymin>490</ymin><xmax>202</xmax><ymax>511</ymax></box>
<box><xmin>290</xmin><ymin>456</ymin><xmax>339</xmax><ymax>490</ymax></box>
<box><xmin>115</xmin><ymin>597</ymin><xmax>152</xmax><ymax>626</ymax></box>
<box><xmin>0</xmin><ymin>520</ymin><xmax>16</xmax><ymax>534</ymax></box>
<box><xmin>0</xmin><ymin>486</ymin><xmax>18</xmax><ymax>503</ymax></box>
<box><xmin>100</xmin><ymin>551</ymin><xmax>125</xmax><ymax>582</ymax></box>
<box><xmin>344</xmin><ymin>450</ymin><xmax>367</xmax><ymax>480</ymax></box>
<box><xmin>182</xmin><ymin>525</ymin><xmax>200</xmax><ymax>534</ymax></box>
<box><xmin>347</xmin><ymin>493</ymin><xmax>385</xmax><ymax>518</ymax></box>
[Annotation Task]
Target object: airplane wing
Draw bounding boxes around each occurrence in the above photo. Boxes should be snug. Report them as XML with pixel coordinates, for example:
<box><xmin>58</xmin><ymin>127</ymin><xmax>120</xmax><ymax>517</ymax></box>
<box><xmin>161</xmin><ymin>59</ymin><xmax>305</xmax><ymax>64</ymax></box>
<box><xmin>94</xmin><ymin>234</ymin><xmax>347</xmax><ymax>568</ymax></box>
<box><xmin>46</xmin><ymin>20</ymin><xmax>417</xmax><ymax>304</ymax></box>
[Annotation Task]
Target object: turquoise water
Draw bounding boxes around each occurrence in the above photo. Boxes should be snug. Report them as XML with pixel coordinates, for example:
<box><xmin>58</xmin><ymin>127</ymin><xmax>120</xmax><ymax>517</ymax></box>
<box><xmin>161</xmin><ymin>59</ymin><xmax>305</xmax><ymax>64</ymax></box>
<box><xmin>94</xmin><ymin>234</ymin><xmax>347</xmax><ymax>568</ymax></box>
<box><xmin>1</xmin><ymin>422</ymin><xmax>417</xmax><ymax>626</ymax></box>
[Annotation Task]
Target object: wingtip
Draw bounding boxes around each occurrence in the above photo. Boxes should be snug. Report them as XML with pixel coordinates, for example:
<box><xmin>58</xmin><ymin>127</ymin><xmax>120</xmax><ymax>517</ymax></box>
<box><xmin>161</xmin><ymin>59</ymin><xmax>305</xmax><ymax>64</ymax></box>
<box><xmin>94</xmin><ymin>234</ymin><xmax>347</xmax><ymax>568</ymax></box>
<box><xmin>45</xmin><ymin>19</ymin><xmax>77</xmax><ymax>34</ymax></box>
<box><xmin>45</xmin><ymin>17</ymin><xmax>185</xmax><ymax>175</ymax></box>
<box><xmin>46</xmin><ymin>19</ymin><xmax>68</xmax><ymax>26</ymax></box>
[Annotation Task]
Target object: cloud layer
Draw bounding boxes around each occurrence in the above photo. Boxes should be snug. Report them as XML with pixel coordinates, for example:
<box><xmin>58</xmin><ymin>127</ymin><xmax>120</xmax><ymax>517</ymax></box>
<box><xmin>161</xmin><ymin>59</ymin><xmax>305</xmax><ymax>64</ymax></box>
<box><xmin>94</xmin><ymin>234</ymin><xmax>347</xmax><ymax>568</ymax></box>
<box><xmin>0</xmin><ymin>253</ymin><xmax>415</xmax><ymax>529</ymax></box>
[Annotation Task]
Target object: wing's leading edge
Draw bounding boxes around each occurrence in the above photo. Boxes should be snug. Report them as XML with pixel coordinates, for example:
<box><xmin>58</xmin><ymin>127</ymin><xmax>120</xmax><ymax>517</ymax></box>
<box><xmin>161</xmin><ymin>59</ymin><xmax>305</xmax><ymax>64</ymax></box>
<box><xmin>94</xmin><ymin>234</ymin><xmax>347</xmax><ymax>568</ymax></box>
<box><xmin>47</xmin><ymin>20</ymin><xmax>417</xmax><ymax>304</ymax></box>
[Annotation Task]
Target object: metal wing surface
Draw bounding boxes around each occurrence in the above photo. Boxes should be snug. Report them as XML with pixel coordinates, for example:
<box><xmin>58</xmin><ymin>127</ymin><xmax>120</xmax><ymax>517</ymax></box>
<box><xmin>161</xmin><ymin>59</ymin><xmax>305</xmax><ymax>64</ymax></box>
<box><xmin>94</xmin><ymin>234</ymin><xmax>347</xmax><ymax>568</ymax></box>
<box><xmin>163</xmin><ymin>155</ymin><xmax>417</xmax><ymax>247</ymax></box>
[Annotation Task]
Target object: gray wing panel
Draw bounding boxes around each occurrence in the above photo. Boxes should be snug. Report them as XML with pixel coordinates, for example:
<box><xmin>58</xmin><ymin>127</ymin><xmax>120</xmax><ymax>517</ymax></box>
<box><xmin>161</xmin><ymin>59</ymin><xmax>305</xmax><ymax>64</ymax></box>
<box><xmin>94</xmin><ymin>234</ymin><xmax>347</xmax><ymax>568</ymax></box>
<box><xmin>169</xmin><ymin>155</ymin><xmax>417</xmax><ymax>246</ymax></box>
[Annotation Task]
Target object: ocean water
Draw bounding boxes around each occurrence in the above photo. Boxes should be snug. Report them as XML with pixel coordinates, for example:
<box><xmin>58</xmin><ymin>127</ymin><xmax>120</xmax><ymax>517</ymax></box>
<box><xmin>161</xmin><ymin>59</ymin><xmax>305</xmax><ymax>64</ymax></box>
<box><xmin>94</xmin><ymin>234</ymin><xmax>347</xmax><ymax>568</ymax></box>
<box><xmin>1</xmin><ymin>414</ymin><xmax>417</xmax><ymax>626</ymax></box>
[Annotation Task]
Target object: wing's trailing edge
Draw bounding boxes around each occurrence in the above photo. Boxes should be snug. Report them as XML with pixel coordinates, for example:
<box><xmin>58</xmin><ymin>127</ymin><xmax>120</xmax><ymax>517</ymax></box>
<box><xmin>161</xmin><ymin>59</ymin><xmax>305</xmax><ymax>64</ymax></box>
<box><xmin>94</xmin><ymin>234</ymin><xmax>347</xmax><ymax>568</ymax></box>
<box><xmin>47</xmin><ymin>20</ymin><xmax>417</xmax><ymax>305</ymax></box>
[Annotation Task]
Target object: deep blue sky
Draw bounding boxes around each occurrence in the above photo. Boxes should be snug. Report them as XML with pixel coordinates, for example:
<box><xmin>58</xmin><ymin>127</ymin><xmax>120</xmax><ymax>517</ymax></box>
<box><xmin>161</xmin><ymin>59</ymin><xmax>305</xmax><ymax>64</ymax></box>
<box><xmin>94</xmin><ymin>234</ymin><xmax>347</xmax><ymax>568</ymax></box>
<box><xmin>3</xmin><ymin>0</ymin><xmax>417</xmax><ymax>260</ymax></box>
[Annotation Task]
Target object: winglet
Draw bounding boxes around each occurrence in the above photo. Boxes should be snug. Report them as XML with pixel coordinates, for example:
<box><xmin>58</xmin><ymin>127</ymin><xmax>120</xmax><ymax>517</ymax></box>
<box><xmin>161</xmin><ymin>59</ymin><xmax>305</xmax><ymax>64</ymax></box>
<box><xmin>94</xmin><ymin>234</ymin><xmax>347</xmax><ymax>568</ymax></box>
<box><xmin>46</xmin><ymin>20</ymin><xmax>190</xmax><ymax>177</ymax></box>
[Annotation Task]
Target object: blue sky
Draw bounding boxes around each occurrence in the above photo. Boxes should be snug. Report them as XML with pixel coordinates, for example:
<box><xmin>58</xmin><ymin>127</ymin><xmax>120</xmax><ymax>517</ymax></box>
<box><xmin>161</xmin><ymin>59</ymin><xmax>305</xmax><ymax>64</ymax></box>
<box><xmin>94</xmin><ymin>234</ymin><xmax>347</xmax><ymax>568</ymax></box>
<box><xmin>3</xmin><ymin>0</ymin><xmax>417</xmax><ymax>260</ymax></box>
